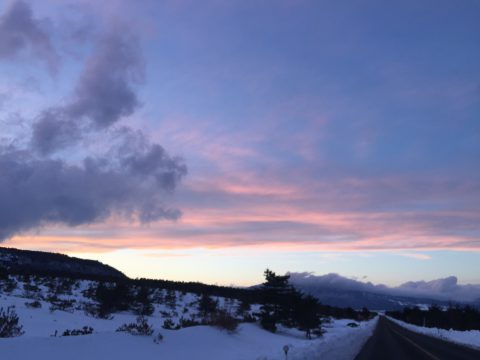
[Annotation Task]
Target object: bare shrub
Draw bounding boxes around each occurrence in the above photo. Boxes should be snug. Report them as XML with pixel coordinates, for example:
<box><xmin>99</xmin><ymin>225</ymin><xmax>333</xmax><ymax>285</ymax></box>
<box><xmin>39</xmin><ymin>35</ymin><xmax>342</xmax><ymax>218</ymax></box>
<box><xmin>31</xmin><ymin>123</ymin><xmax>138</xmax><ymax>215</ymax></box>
<box><xmin>116</xmin><ymin>316</ymin><xmax>153</xmax><ymax>336</ymax></box>
<box><xmin>0</xmin><ymin>306</ymin><xmax>24</xmax><ymax>338</ymax></box>
<box><xmin>62</xmin><ymin>326</ymin><xmax>93</xmax><ymax>336</ymax></box>
<box><xmin>212</xmin><ymin>310</ymin><xmax>239</xmax><ymax>332</ymax></box>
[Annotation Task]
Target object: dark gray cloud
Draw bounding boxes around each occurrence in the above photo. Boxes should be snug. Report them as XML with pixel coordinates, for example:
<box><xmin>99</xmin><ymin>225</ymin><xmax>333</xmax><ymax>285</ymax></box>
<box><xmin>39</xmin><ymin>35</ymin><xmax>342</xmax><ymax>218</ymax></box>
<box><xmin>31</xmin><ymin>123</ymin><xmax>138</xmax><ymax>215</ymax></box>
<box><xmin>288</xmin><ymin>272</ymin><xmax>480</xmax><ymax>303</ymax></box>
<box><xmin>0</xmin><ymin>0</ymin><xmax>59</xmax><ymax>74</ymax></box>
<box><xmin>31</xmin><ymin>27</ymin><xmax>143</xmax><ymax>155</ymax></box>
<box><xmin>0</xmin><ymin>141</ymin><xmax>186</xmax><ymax>241</ymax></box>
<box><xmin>68</xmin><ymin>28</ymin><xmax>143</xmax><ymax>128</ymax></box>
<box><xmin>31</xmin><ymin>108</ymin><xmax>80</xmax><ymax>155</ymax></box>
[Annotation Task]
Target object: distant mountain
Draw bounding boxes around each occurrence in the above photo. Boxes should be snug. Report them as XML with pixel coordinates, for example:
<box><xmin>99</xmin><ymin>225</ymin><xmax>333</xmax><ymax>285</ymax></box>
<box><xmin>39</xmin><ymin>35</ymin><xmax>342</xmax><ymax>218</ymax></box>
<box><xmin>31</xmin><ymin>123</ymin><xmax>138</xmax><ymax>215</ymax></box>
<box><xmin>293</xmin><ymin>285</ymin><xmax>450</xmax><ymax>311</ymax></box>
<box><xmin>288</xmin><ymin>272</ymin><xmax>478</xmax><ymax>311</ymax></box>
<box><xmin>0</xmin><ymin>247</ymin><xmax>125</xmax><ymax>280</ymax></box>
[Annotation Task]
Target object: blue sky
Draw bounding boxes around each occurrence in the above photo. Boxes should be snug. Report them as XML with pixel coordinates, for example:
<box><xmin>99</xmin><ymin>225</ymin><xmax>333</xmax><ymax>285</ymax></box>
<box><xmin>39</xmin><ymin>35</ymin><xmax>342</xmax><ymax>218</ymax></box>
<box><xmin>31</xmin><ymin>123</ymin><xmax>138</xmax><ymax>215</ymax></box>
<box><xmin>0</xmin><ymin>0</ymin><xmax>479</xmax><ymax>286</ymax></box>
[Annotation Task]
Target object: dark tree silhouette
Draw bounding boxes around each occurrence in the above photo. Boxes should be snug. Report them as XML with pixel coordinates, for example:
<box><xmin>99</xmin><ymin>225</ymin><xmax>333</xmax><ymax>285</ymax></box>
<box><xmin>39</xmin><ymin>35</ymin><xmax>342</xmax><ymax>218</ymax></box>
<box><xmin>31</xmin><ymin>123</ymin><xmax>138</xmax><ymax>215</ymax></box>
<box><xmin>259</xmin><ymin>269</ymin><xmax>294</xmax><ymax>332</ymax></box>
<box><xmin>95</xmin><ymin>281</ymin><xmax>132</xmax><ymax>317</ymax></box>
<box><xmin>258</xmin><ymin>269</ymin><xmax>324</xmax><ymax>338</ymax></box>
<box><xmin>197</xmin><ymin>294</ymin><xmax>218</xmax><ymax>321</ymax></box>
<box><xmin>387</xmin><ymin>304</ymin><xmax>480</xmax><ymax>331</ymax></box>
<box><xmin>165</xmin><ymin>289</ymin><xmax>177</xmax><ymax>311</ymax></box>
<box><xmin>134</xmin><ymin>285</ymin><xmax>154</xmax><ymax>316</ymax></box>
<box><xmin>294</xmin><ymin>295</ymin><xmax>322</xmax><ymax>339</ymax></box>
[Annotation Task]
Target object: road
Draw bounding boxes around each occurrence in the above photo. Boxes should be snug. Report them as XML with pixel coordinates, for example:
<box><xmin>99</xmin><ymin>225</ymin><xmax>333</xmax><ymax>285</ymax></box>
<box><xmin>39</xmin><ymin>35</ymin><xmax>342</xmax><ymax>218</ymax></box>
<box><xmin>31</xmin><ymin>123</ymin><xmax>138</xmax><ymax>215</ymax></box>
<box><xmin>354</xmin><ymin>316</ymin><xmax>480</xmax><ymax>360</ymax></box>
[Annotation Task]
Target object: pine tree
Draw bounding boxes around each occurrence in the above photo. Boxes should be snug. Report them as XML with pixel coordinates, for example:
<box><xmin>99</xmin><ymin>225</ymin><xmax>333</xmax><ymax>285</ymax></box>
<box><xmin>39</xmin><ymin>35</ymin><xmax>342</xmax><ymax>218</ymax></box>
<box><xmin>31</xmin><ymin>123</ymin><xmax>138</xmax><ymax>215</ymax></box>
<box><xmin>165</xmin><ymin>289</ymin><xmax>177</xmax><ymax>311</ymax></box>
<box><xmin>197</xmin><ymin>294</ymin><xmax>218</xmax><ymax>321</ymax></box>
<box><xmin>235</xmin><ymin>299</ymin><xmax>251</xmax><ymax>317</ymax></box>
<box><xmin>95</xmin><ymin>281</ymin><xmax>132</xmax><ymax>317</ymax></box>
<box><xmin>135</xmin><ymin>285</ymin><xmax>154</xmax><ymax>316</ymax></box>
<box><xmin>294</xmin><ymin>295</ymin><xmax>321</xmax><ymax>339</ymax></box>
<box><xmin>259</xmin><ymin>268</ymin><xmax>293</xmax><ymax>332</ymax></box>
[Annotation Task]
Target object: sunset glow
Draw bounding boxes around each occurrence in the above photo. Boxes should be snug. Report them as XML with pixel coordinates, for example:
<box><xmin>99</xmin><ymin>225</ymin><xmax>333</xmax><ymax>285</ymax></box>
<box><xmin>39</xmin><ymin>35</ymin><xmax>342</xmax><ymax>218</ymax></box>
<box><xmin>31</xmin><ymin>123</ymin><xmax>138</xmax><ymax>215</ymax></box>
<box><xmin>1</xmin><ymin>0</ymin><xmax>479</xmax><ymax>287</ymax></box>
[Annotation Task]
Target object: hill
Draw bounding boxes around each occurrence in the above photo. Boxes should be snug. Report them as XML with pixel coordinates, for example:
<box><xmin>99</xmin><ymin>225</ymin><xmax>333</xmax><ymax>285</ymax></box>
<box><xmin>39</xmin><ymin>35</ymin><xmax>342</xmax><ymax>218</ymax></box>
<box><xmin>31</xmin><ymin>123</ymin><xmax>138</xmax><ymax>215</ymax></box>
<box><xmin>0</xmin><ymin>247</ymin><xmax>125</xmax><ymax>280</ymax></box>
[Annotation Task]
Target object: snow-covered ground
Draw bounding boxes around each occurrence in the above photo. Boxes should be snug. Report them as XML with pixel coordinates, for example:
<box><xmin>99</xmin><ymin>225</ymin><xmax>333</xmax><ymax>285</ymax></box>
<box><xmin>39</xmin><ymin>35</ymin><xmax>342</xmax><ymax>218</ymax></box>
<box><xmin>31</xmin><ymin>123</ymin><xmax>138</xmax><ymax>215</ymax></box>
<box><xmin>271</xmin><ymin>317</ymin><xmax>378</xmax><ymax>360</ymax></box>
<box><xmin>0</xmin><ymin>277</ymin><xmax>378</xmax><ymax>359</ymax></box>
<box><xmin>389</xmin><ymin>317</ymin><xmax>480</xmax><ymax>351</ymax></box>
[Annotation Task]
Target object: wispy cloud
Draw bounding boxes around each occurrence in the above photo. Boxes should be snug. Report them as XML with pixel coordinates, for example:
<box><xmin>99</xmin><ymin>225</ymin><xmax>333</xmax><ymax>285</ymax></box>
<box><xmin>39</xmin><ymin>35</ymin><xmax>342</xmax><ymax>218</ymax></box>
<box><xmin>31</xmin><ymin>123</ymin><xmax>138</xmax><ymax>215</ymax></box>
<box><xmin>395</xmin><ymin>253</ymin><xmax>431</xmax><ymax>260</ymax></box>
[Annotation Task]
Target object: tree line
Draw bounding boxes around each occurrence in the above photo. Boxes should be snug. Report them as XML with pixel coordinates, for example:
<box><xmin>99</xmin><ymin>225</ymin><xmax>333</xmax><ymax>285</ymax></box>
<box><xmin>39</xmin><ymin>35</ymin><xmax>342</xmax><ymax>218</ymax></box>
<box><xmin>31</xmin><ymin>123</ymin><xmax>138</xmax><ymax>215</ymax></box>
<box><xmin>387</xmin><ymin>304</ymin><xmax>480</xmax><ymax>331</ymax></box>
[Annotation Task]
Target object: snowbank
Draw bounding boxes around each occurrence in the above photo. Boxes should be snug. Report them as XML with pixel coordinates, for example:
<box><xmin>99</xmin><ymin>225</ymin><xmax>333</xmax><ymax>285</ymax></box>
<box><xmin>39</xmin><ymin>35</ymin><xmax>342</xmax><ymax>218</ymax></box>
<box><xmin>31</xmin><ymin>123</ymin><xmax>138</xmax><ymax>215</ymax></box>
<box><xmin>388</xmin><ymin>317</ymin><xmax>480</xmax><ymax>351</ymax></box>
<box><xmin>264</xmin><ymin>317</ymin><xmax>379</xmax><ymax>360</ymax></box>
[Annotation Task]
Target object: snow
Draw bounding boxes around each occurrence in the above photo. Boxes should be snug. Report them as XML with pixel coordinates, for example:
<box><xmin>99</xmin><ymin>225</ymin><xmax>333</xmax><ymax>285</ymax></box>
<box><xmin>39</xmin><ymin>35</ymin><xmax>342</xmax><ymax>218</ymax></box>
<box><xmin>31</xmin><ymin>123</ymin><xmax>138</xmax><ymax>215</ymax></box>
<box><xmin>388</xmin><ymin>317</ymin><xmax>480</xmax><ymax>351</ymax></box>
<box><xmin>0</xmin><ymin>276</ymin><xmax>378</xmax><ymax>359</ymax></box>
<box><xmin>0</xmin><ymin>317</ymin><xmax>378</xmax><ymax>360</ymax></box>
<box><xmin>273</xmin><ymin>317</ymin><xmax>378</xmax><ymax>360</ymax></box>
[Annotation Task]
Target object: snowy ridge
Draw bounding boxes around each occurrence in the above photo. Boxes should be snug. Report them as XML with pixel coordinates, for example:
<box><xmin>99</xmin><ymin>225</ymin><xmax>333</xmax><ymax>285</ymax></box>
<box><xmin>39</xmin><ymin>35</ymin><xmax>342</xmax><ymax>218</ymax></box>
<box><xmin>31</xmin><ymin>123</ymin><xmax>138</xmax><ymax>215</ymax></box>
<box><xmin>0</xmin><ymin>247</ymin><xmax>125</xmax><ymax>279</ymax></box>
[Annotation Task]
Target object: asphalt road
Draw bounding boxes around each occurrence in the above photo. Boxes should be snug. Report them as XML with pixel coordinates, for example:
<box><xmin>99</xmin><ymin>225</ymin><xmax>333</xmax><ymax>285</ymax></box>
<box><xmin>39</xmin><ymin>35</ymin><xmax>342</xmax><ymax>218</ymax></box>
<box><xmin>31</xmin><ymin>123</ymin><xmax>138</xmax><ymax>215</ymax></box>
<box><xmin>354</xmin><ymin>316</ymin><xmax>480</xmax><ymax>360</ymax></box>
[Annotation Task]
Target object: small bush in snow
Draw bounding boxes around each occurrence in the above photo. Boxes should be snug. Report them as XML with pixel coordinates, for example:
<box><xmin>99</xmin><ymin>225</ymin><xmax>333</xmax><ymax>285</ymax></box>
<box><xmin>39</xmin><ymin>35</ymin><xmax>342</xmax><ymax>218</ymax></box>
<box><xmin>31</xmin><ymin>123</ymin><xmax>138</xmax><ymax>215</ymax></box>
<box><xmin>179</xmin><ymin>316</ymin><xmax>200</xmax><ymax>328</ymax></box>
<box><xmin>0</xmin><ymin>306</ymin><xmax>24</xmax><ymax>338</ymax></box>
<box><xmin>212</xmin><ymin>310</ymin><xmax>239</xmax><ymax>332</ymax></box>
<box><xmin>153</xmin><ymin>332</ymin><xmax>164</xmax><ymax>344</ymax></box>
<box><xmin>23</xmin><ymin>283</ymin><xmax>41</xmax><ymax>295</ymax></box>
<box><xmin>347</xmin><ymin>322</ymin><xmax>359</xmax><ymax>328</ymax></box>
<box><xmin>83</xmin><ymin>302</ymin><xmax>113</xmax><ymax>320</ymax></box>
<box><xmin>1</xmin><ymin>278</ymin><xmax>17</xmax><ymax>293</ymax></box>
<box><xmin>49</xmin><ymin>299</ymin><xmax>75</xmax><ymax>313</ymax></box>
<box><xmin>162</xmin><ymin>318</ymin><xmax>180</xmax><ymax>330</ymax></box>
<box><xmin>260</xmin><ymin>311</ymin><xmax>277</xmax><ymax>333</ymax></box>
<box><xmin>25</xmin><ymin>300</ymin><xmax>42</xmax><ymax>309</ymax></box>
<box><xmin>116</xmin><ymin>316</ymin><xmax>154</xmax><ymax>336</ymax></box>
<box><xmin>62</xmin><ymin>326</ymin><xmax>94</xmax><ymax>336</ymax></box>
<box><xmin>312</xmin><ymin>328</ymin><xmax>325</xmax><ymax>337</ymax></box>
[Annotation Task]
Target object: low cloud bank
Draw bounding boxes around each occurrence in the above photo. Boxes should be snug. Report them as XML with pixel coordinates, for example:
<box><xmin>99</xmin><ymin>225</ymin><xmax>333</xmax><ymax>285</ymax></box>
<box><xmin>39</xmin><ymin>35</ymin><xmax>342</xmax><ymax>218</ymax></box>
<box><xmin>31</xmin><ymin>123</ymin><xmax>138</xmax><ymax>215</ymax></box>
<box><xmin>288</xmin><ymin>272</ymin><xmax>480</xmax><ymax>303</ymax></box>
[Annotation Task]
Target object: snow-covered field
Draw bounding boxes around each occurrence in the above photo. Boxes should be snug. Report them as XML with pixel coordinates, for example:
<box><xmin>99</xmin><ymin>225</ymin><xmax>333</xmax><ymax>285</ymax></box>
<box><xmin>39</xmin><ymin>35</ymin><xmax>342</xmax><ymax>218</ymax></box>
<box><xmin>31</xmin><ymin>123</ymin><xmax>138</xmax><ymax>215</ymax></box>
<box><xmin>0</xmin><ymin>277</ymin><xmax>378</xmax><ymax>359</ymax></box>
<box><xmin>389</xmin><ymin>317</ymin><xmax>480</xmax><ymax>351</ymax></box>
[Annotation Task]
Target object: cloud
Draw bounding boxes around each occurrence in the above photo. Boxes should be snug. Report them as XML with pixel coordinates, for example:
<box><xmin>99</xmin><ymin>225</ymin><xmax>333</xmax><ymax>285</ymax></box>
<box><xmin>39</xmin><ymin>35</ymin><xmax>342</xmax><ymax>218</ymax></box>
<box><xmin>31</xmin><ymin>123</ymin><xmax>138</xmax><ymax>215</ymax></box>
<box><xmin>31</xmin><ymin>108</ymin><xmax>80</xmax><ymax>155</ymax></box>
<box><xmin>396</xmin><ymin>253</ymin><xmax>431</xmax><ymax>260</ymax></box>
<box><xmin>68</xmin><ymin>27</ymin><xmax>143</xmax><ymax>129</ymax></box>
<box><xmin>397</xmin><ymin>277</ymin><xmax>480</xmax><ymax>302</ymax></box>
<box><xmin>288</xmin><ymin>272</ymin><xmax>388</xmax><ymax>293</ymax></box>
<box><xmin>288</xmin><ymin>272</ymin><xmax>480</xmax><ymax>303</ymax></box>
<box><xmin>0</xmin><ymin>7</ymin><xmax>187</xmax><ymax>241</ymax></box>
<box><xmin>0</xmin><ymin>0</ymin><xmax>59</xmax><ymax>74</ymax></box>
<box><xmin>0</xmin><ymin>139</ymin><xmax>186</xmax><ymax>241</ymax></box>
<box><xmin>31</xmin><ymin>27</ymin><xmax>143</xmax><ymax>155</ymax></box>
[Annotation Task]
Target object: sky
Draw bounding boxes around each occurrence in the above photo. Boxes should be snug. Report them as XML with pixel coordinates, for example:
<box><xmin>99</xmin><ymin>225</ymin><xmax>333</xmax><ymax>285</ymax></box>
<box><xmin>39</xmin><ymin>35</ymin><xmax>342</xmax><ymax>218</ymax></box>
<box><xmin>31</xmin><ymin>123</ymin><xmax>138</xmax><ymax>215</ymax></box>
<box><xmin>0</xmin><ymin>0</ymin><xmax>479</xmax><ymax>288</ymax></box>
